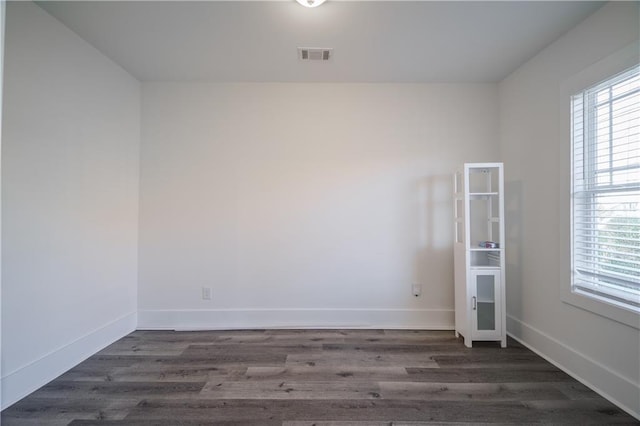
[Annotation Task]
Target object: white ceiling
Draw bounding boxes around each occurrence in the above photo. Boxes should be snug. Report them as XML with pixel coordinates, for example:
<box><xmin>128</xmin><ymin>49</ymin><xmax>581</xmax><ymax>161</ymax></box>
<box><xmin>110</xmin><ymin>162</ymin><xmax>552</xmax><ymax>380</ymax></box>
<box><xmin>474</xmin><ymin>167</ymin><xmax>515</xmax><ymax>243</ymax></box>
<box><xmin>36</xmin><ymin>1</ymin><xmax>604</xmax><ymax>83</ymax></box>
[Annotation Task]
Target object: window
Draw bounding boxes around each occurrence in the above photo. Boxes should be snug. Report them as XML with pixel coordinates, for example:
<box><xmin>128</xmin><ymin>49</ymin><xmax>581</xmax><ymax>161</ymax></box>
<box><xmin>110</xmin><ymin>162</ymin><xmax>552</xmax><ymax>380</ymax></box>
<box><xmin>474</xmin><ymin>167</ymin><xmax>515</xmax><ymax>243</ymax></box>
<box><xmin>571</xmin><ymin>64</ymin><xmax>640</xmax><ymax>313</ymax></box>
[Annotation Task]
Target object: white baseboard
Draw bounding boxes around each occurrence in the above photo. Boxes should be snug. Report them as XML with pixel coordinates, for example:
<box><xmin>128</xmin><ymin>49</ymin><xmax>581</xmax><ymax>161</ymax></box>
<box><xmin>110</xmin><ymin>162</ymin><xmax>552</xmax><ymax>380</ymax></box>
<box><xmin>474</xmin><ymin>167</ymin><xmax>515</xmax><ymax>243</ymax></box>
<box><xmin>506</xmin><ymin>315</ymin><xmax>640</xmax><ymax>420</ymax></box>
<box><xmin>137</xmin><ymin>308</ymin><xmax>454</xmax><ymax>331</ymax></box>
<box><xmin>1</xmin><ymin>311</ymin><xmax>137</xmax><ymax>410</ymax></box>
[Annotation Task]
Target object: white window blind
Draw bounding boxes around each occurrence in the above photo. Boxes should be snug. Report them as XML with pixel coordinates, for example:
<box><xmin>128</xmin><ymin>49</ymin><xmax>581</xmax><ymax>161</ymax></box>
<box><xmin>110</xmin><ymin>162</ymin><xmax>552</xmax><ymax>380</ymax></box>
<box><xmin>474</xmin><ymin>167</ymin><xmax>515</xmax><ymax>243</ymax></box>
<box><xmin>571</xmin><ymin>64</ymin><xmax>640</xmax><ymax>311</ymax></box>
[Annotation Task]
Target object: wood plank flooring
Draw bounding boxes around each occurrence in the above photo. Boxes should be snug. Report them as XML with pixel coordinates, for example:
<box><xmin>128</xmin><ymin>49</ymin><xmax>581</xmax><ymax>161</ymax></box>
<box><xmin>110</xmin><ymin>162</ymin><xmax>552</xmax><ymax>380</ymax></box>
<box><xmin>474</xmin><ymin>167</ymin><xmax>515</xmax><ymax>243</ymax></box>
<box><xmin>2</xmin><ymin>329</ymin><xmax>637</xmax><ymax>425</ymax></box>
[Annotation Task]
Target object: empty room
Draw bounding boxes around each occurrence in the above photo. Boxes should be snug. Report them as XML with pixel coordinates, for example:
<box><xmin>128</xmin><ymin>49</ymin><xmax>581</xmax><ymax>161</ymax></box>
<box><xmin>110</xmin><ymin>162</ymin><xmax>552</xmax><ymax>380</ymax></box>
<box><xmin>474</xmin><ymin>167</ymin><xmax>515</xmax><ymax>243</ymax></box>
<box><xmin>1</xmin><ymin>0</ymin><xmax>639</xmax><ymax>424</ymax></box>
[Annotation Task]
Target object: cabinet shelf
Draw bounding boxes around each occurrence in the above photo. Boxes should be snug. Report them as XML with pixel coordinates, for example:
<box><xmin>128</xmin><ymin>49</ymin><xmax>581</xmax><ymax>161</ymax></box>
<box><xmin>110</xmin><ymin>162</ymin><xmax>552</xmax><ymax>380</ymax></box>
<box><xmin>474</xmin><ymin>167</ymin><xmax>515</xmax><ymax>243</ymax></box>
<box><xmin>471</xmin><ymin>266</ymin><xmax>501</xmax><ymax>271</ymax></box>
<box><xmin>469</xmin><ymin>192</ymin><xmax>498</xmax><ymax>197</ymax></box>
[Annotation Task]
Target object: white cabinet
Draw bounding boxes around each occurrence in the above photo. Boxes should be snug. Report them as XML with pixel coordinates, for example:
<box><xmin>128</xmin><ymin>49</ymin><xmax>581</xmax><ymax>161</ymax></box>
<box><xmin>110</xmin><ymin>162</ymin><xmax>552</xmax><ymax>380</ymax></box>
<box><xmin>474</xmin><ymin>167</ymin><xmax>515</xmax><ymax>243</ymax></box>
<box><xmin>454</xmin><ymin>163</ymin><xmax>506</xmax><ymax>348</ymax></box>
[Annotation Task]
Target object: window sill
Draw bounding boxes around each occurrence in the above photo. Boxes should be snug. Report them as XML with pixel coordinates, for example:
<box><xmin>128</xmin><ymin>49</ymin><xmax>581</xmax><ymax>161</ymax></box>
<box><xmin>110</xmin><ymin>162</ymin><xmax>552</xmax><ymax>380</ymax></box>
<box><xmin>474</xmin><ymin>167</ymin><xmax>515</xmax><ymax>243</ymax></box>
<box><xmin>561</xmin><ymin>285</ymin><xmax>640</xmax><ymax>330</ymax></box>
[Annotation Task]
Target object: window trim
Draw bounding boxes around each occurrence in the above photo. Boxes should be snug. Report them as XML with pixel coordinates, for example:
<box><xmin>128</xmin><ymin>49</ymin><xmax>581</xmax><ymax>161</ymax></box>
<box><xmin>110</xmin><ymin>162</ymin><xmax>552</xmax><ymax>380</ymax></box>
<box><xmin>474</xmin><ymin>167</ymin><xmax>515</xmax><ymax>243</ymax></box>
<box><xmin>559</xmin><ymin>42</ymin><xmax>640</xmax><ymax>329</ymax></box>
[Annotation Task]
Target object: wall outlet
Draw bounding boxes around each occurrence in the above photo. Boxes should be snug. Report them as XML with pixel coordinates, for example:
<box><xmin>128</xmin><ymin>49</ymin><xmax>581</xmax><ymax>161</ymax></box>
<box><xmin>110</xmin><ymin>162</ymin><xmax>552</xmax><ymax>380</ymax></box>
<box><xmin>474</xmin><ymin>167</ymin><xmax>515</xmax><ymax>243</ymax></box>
<box><xmin>202</xmin><ymin>287</ymin><xmax>212</xmax><ymax>300</ymax></box>
<box><xmin>412</xmin><ymin>283</ymin><xmax>422</xmax><ymax>297</ymax></box>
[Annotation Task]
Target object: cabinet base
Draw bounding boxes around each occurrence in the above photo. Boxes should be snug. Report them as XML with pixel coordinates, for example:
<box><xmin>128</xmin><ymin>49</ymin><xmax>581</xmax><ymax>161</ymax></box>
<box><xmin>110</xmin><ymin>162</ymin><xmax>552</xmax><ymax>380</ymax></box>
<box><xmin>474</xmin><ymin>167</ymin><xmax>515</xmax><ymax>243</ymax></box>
<box><xmin>454</xmin><ymin>330</ymin><xmax>506</xmax><ymax>348</ymax></box>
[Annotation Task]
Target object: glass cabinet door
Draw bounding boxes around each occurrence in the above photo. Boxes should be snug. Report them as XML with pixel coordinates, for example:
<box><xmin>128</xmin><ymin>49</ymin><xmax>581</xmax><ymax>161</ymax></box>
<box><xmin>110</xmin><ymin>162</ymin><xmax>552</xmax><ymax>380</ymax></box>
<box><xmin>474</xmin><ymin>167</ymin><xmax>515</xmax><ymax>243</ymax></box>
<box><xmin>471</xmin><ymin>270</ymin><xmax>501</xmax><ymax>339</ymax></box>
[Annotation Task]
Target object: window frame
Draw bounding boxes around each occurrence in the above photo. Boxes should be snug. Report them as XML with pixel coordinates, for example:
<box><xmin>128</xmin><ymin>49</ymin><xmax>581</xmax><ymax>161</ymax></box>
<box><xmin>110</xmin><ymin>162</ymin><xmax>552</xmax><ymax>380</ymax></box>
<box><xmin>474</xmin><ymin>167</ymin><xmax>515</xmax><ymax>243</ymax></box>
<box><xmin>559</xmin><ymin>42</ymin><xmax>640</xmax><ymax>329</ymax></box>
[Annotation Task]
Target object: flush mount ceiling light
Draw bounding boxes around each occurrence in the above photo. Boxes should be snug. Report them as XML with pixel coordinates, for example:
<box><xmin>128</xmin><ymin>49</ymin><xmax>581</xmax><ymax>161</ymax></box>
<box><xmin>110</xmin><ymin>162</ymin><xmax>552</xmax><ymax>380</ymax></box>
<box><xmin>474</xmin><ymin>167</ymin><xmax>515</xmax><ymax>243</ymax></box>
<box><xmin>295</xmin><ymin>0</ymin><xmax>326</xmax><ymax>8</ymax></box>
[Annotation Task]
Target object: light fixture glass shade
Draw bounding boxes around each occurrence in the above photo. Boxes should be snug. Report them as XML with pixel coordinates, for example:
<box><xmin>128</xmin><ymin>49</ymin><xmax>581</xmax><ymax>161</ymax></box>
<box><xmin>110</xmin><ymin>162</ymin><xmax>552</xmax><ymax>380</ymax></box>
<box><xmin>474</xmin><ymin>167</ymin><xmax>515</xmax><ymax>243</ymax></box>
<box><xmin>295</xmin><ymin>0</ymin><xmax>326</xmax><ymax>7</ymax></box>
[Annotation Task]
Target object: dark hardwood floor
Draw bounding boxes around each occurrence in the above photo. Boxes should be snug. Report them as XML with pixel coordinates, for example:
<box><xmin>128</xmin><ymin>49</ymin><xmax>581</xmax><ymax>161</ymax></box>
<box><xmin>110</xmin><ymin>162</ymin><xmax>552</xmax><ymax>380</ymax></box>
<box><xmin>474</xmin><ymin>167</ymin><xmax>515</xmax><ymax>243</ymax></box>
<box><xmin>2</xmin><ymin>329</ymin><xmax>637</xmax><ymax>425</ymax></box>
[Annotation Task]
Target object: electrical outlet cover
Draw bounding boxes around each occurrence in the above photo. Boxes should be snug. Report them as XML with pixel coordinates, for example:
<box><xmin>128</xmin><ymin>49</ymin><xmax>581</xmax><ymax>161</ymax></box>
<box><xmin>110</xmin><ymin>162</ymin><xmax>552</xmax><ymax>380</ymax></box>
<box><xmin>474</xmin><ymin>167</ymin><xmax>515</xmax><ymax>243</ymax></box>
<box><xmin>202</xmin><ymin>287</ymin><xmax>212</xmax><ymax>300</ymax></box>
<box><xmin>412</xmin><ymin>284</ymin><xmax>422</xmax><ymax>297</ymax></box>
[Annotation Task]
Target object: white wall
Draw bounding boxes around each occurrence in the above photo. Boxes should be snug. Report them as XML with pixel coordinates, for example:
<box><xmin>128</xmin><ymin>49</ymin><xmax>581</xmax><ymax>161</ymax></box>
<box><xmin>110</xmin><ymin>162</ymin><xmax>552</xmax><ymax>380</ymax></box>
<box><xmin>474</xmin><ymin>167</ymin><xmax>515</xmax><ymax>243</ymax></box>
<box><xmin>138</xmin><ymin>83</ymin><xmax>498</xmax><ymax>329</ymax></box>
<box><xmin>1</xmin><ymin>2</ymin><xmax>140</xmax><ymax>408</ymax></box>
<box><xmin>499</xmin><ymin>2</ymin><xmax>639</xmax><ymax>418</ymax></box>
<box><xmin>0</xmin><ymin>0</ymin><xmax>6</xmax><ymax>409</ymax></box>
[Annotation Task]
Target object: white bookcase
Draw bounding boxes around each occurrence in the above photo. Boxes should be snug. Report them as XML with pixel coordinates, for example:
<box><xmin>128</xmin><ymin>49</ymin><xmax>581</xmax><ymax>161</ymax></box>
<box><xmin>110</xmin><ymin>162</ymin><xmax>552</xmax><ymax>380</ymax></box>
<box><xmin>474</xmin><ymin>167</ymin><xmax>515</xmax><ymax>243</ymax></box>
<box><xmin>453</xmin><ymin>163</ymin><xmax>506</xmax><ymax>348</ymax></box>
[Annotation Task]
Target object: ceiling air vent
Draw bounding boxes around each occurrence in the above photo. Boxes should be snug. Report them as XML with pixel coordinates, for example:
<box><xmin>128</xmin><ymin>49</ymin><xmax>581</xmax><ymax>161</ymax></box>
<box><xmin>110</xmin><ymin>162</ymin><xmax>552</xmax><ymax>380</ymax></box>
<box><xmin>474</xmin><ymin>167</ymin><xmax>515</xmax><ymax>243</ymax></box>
<box><xmin>298</xmin><ymin>48</ymin><xmax>332</xmax><ymax>61</ymax></box>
